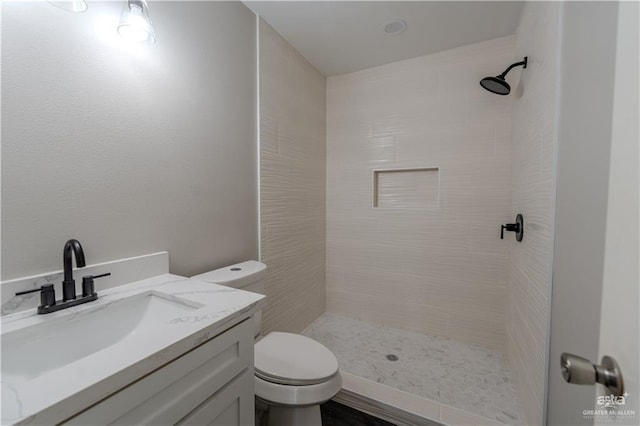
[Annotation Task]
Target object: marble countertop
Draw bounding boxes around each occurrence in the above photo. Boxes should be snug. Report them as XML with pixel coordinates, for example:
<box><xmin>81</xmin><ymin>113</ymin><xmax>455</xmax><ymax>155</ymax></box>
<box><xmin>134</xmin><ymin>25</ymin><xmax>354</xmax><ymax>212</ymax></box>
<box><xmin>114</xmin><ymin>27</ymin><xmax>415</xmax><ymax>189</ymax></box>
<box><xmin>1</xmin><ymin>274</ymin><xmax>265</xmax><ymax>425</ymax></box>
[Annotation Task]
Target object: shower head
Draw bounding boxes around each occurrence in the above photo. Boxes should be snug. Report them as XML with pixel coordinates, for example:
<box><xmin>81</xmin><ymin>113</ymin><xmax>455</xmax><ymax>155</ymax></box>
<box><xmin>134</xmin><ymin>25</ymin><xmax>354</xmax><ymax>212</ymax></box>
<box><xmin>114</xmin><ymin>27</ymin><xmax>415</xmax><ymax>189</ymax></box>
<box><xmin>480</xmin><ymin>56</ymin><xmax>528</xmax><ymax>95</ymax></box>
<box><xmin>480</xmin><ymin>76</ymin><xmax>511</xmax><ymax>95</ymax></box>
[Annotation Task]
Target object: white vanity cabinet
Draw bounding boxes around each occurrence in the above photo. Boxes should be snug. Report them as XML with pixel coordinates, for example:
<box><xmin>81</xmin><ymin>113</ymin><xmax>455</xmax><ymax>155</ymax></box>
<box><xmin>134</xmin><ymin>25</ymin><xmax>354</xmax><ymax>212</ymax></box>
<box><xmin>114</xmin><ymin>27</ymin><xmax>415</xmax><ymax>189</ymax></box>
<box><xmin>64</xmin><ymin>318</ymin><xmax>255</xmax><ymax>426</ymax></box>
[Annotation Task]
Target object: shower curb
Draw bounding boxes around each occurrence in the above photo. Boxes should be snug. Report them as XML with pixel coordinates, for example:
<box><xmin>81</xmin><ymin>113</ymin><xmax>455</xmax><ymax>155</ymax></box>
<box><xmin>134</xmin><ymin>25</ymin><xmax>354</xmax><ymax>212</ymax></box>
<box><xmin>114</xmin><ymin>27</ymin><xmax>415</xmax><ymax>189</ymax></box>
<box><xmin>336</xmin><ymin>372</ymin><xmax>508</xmax><ymax>426</ymax></box>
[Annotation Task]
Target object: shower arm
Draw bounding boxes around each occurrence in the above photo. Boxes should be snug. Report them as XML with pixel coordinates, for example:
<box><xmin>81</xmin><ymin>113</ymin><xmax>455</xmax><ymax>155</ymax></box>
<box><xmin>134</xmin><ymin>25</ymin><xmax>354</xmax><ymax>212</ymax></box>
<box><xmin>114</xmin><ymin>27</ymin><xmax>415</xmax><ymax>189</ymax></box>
<box><xmin>498</xmin><ymin>57</ymin><xmax>528</xmax><ymax>78</ymax></box>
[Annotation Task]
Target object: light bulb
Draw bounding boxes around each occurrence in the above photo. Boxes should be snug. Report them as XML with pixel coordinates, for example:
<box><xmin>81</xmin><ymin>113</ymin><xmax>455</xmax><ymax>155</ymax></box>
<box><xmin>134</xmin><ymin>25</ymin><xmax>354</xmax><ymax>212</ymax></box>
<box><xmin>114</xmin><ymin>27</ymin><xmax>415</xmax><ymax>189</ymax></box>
<box><xmin>118</xmin><ymin>0</ymin><xmax>156</xmax><ymax>44</ymax></box>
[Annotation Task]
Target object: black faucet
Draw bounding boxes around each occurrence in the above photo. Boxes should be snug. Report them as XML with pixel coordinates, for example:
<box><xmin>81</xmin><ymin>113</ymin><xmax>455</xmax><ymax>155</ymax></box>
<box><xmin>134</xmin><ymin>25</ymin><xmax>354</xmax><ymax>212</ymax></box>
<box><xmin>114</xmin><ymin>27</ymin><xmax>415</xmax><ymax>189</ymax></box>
<box><xmin>15</xmin><ymin>239</ymin><xmax>110</xmax><ymax>314</ymax></box>
<box><xmin>62</xmin><ymin>239</ymin><xmax>86</xmax><ymax>301</ymax></box>
<box><xmin>501</xmin><ymin>214</ymin><xmax>524</xmax><ymax>242</ymax></box>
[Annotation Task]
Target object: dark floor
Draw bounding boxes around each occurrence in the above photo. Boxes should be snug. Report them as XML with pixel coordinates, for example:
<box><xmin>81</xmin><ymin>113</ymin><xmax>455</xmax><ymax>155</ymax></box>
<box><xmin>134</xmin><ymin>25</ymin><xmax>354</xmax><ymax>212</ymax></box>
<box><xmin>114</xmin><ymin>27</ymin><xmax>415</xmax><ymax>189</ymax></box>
<box><xmin>320</xmin><ymin>400</ymin><xmax>397</xmax><ymax>426</ymax></box>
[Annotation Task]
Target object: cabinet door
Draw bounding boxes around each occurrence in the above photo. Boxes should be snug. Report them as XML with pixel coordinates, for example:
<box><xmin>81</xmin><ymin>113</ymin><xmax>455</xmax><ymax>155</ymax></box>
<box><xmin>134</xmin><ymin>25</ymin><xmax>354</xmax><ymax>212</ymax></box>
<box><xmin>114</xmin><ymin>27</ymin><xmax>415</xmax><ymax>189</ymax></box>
<box><xmin>65</xmin><ymin>318</ymin><xmax>253</xmax><ymax>425</ymax></box>
<box><xmin>178</xmin><ymin>371</ymin><xmax>254</xmax><ymax>426</ymax></box>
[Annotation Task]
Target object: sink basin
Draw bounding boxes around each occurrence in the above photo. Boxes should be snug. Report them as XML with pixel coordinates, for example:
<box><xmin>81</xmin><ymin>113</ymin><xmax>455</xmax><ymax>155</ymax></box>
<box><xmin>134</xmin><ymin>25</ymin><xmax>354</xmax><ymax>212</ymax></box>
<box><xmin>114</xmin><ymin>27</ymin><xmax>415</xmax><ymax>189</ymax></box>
<box><xmin>0</xmin><ymin>271</ymin><xmax>265</xmax><ymax>426</ymax></box>
<box><xmin>1</xmin><ymin>291</ymin><xmax>200</xmax><ymax>384</ymax></box>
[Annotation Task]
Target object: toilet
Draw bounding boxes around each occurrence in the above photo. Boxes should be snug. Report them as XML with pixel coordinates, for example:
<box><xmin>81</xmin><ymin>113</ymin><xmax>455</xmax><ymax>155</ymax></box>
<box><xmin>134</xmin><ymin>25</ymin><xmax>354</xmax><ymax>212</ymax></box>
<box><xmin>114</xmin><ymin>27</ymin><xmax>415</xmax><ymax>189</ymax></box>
<box><xmin>192</xmin><ymin>261</ymin><xmax>342</xmax><ymax>426</ymax></box>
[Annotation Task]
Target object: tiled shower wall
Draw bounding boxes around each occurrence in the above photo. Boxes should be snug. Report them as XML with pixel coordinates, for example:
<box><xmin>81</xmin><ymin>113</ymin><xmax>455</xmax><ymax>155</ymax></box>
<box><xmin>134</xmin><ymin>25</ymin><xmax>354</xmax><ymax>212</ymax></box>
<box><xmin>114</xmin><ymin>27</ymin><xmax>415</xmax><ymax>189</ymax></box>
<box><xmin>259</xmin><ymin>20</ymin><xmax>327</xmax><ymax>334</ymax></box>
<box><xmin>506</xmin><ymin>3</ymin><xmax>560</xmax><ymax>424</ymax></box>
<box><xmin>326</xmin><ymin>37</ymin><xmax>516</xmax><ymax>350</ymax></box>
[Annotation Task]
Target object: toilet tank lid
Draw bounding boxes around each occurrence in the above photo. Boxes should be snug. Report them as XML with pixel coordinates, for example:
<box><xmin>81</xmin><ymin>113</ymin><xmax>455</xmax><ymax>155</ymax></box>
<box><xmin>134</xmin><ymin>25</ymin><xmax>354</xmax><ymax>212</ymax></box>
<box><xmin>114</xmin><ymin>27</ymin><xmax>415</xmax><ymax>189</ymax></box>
<box><xmin>191</xmin><ymin>260</ymin><xmax>267</xmax><ymax>288</ymax></box>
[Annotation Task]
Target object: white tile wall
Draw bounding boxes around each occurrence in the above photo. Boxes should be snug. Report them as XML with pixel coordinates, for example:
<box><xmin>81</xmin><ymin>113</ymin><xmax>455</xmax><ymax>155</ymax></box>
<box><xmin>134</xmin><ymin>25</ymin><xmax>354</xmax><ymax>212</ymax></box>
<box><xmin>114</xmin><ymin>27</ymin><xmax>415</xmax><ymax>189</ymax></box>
<box><xmin>374</xmin><ymin>168</ymin><xmax>440</xmax><ymax>209</ymax></box>
<box><xmin>259</xmin><ymin>19</ymin><xmax>327</xmax><ymax>334</ymax></box>
<box><xmin>326</xmin><ymin>36</ymin><xmax>517</xmax><ymax>350</ymax></box>
<box><xmin>506</xmin><ymin>3</ymin><xmax>560</xmax><ymax>425</ymax></box>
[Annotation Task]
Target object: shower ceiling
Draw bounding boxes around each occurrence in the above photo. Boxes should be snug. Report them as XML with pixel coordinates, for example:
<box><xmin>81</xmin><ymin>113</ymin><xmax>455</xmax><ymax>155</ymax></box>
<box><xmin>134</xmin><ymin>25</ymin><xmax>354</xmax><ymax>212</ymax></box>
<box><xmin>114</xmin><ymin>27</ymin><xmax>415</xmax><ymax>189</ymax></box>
<box><xmin>244</xmin><ymin>1</ymin><xmax>524</xmax><ymax>76</ymax></box>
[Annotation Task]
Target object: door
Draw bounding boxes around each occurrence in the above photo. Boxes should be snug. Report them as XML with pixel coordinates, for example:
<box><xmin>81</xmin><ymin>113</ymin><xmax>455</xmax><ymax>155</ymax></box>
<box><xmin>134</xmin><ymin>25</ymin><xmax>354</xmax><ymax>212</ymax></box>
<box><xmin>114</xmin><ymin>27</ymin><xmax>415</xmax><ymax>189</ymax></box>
<box><xmin>547</xmin><ymin>1</ymin><xmax>639</xmax><ymax>425</ymax></box>
<box><xmin>596</xmin><ymin>0</ymin><xmax>639</xmax><ymax>422</ymax></box>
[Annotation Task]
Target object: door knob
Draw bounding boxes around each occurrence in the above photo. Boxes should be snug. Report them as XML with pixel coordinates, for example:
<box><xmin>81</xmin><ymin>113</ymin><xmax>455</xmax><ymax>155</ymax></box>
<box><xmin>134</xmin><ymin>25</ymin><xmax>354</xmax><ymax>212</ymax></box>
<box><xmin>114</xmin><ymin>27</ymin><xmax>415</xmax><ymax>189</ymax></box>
<box><xmin>561</xmin><ymin>352</ymin><xmax>624</xmax><ymax>396</ymax></box>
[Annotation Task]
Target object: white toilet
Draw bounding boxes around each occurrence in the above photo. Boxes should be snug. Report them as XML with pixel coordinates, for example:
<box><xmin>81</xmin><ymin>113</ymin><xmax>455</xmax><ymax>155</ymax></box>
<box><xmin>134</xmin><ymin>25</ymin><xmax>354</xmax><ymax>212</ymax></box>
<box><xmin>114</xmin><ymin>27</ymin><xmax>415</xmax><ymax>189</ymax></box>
<box><xmin>192</xmin><ymin>261</ymin><xmax>342</xmax><ymax>426</ymax></box>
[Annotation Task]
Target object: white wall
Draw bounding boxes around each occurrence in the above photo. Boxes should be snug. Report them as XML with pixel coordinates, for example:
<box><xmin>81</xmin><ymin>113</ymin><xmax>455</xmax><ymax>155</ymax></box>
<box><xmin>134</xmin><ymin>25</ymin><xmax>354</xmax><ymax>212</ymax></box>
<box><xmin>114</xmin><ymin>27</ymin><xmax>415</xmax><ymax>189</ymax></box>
<box><xmin>506</xmin><ymin>2</ymin><xmax>561</xmax><ymax>424</ymax></box>
<box><xmin>1</xmin><ymin>1</ymin><xmax>257</xmax><ymax>280</ymax></box>
<box><xmin>259</xmin><ymin>19</ymin><xmax>327</xmax><ymax>334</ymax></box>
<box><xmin>326</xmin><ymin>36</ymin><xmax>516</xmax><ymax>350</ymax></box>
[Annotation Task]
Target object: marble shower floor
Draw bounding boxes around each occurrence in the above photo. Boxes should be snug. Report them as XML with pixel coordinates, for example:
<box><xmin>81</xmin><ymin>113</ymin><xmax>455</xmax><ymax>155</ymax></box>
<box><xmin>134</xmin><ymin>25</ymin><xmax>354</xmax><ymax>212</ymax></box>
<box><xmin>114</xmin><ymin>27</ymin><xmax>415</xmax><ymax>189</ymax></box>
<box><xmin>302</xmin><ymin>313</ymin><xmax>524</xmax><ymax>425</ymax></box>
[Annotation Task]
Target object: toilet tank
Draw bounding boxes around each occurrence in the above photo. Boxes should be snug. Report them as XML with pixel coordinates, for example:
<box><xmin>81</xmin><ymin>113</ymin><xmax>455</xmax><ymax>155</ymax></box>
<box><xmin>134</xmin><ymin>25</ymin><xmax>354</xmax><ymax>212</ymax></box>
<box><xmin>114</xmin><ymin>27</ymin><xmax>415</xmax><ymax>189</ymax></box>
<box><xmin>192</xmin><ymin>260</ymin><xmax>266</xmax><ymax>293</ymax></box>
<box><xmin>191</xmin><ymin>260</ymin><xmax>267</xmax><ymax>337</ymax></box>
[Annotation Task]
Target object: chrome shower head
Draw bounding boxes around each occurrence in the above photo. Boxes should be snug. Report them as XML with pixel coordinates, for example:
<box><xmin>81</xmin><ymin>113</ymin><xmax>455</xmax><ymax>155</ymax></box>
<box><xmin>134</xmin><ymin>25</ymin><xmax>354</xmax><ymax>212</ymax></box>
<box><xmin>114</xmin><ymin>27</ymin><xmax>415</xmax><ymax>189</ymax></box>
<box><xmin>480</xmin><ymin>56</ymin><xmax>528</xmax><ymax>95</ymax></box>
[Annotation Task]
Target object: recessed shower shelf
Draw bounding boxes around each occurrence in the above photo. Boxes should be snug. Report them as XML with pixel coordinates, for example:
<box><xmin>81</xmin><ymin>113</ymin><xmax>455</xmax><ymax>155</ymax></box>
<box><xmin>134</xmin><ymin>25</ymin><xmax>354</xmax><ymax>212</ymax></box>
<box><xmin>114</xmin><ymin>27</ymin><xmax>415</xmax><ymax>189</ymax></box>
<box><xmin>373</xmin><ymin>167</ymin><xmax>440</xmax><ymax>209</ymax></box>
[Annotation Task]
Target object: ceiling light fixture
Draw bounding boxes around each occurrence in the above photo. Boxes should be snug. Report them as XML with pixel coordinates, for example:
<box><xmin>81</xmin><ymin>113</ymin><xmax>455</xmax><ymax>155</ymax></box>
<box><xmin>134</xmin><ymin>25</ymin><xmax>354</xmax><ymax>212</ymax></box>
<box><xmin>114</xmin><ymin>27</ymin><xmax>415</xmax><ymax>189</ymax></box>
<box><xmin>381</xmin><ymin>19</ymin><xmax>407</xmax><ymax>36</ymax></box>
<box><xmin>48</xmin><ymin>0</ymin><xmax>88</xmax><ymax>13</ymax></box>
<box><xmin>117</xmin><ymin>0</ymin><xmax>156</xmax><ymax>44</ymax></box>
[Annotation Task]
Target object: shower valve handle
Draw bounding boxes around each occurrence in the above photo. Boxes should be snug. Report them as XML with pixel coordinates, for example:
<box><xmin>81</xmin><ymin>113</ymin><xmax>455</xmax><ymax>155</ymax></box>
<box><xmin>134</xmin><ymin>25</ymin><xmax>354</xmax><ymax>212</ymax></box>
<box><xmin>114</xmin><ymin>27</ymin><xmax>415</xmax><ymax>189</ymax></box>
<box><xmin>501</xmin><ymin>214</ymin><xmax>524</xmax><ymax>242</ymax></box>
<box><xmin>501</xmin><ymin>223</ymin><xmax>520</xmax><ymax>239</ymax></box>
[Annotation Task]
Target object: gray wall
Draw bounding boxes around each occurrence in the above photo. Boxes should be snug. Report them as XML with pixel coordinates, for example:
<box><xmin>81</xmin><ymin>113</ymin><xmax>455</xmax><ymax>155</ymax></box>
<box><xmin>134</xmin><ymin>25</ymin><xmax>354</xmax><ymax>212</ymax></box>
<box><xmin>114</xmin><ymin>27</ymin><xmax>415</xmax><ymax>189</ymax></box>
<box><xmin>1</xmin><ymin>1</ymin><xmax>258</xmax><ymax>280</ymax></box>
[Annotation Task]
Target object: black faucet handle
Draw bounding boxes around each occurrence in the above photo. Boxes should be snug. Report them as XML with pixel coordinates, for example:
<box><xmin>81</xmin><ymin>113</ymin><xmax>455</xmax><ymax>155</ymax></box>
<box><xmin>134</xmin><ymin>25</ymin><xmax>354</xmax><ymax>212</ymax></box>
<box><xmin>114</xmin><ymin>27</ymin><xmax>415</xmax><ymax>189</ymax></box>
<box><xmin>500</xmin><ymin>214</ymin><xmax>524</xmax><ymax>242</ymax></box>
<box><xmin>16</xmin><ymin>287</ymin><xmax>42</xmax><ymax>296</ymax></box>
<box><xmin>91</xmin><ymin>273</ymin><xmax>112</xmax><ymax>279</ymax></box>
<box><xmin>15</xmin><ymin>284</ymin><xmax>56</xmax><ymax>308</ymax></box>
<box><xmin>501</xmin><ymin>222</ymin><xmax>520</xmax><ymax>239</ymax></box>
<box><xmin>82</xmin><ymin>272</ymin><xmax>111</xmax><ymax>297</ymax></box>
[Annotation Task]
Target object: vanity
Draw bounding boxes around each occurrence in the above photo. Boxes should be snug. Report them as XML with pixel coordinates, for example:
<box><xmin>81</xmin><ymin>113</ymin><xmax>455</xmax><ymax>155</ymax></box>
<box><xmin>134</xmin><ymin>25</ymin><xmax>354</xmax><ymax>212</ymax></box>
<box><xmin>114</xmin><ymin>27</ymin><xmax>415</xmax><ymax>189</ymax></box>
<box><xmin>1</xmin><ymin>252</ymin><xmax>265</xmax><ymax>425</ymax></box>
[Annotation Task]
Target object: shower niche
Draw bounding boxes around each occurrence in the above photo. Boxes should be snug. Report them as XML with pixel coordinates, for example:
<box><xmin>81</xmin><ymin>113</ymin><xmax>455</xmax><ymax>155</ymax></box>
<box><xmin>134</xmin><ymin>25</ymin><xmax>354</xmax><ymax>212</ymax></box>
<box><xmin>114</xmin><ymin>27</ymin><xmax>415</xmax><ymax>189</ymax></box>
<box><xmin>373</xmin><ymin>167</ymin><xmax>440</xmax><ymax>209</ymax></box>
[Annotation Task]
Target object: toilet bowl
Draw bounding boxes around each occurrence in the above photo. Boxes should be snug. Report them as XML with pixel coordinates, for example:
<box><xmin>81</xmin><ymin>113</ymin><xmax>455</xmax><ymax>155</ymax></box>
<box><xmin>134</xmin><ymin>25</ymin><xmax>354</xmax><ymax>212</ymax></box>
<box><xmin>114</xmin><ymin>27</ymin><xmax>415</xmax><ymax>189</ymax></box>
<box><xmin>192</xmin><ymin>261</ymin><xmax>342</xmax><ymax>426</ymax></box>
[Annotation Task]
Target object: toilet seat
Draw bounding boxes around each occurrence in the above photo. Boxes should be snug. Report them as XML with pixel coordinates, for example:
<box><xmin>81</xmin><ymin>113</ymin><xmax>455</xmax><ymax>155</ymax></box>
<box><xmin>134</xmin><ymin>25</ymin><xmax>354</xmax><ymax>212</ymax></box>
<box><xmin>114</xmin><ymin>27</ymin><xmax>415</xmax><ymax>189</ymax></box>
<box><xmin>255</xmin><ymin>371</ymin><xmax>343</xmax><ymax>407</ymax></box>
<box><xmin>254</xmin><ymin>332</ymin><xmax>339</xmax><ymax>386</ymax></box>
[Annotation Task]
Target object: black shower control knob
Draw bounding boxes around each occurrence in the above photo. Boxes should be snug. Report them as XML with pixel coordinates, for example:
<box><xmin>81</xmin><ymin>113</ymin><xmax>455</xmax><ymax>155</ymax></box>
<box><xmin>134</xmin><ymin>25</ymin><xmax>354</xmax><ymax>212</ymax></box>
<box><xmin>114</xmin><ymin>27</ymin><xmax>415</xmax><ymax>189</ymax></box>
<box><xmin>501</xmin><ymin>214</ymin><xmax>524</xmax><ymax>242</ymax></box>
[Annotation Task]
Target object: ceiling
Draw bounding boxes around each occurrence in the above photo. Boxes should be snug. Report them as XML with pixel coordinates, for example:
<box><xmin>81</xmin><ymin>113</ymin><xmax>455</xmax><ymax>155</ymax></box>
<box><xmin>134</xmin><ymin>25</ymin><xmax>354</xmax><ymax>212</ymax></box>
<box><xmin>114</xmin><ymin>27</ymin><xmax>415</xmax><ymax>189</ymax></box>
<box><xmin>244</xmin><ymin>1</ymin><xmax>524</xmax><ymax>76</ymax></box>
